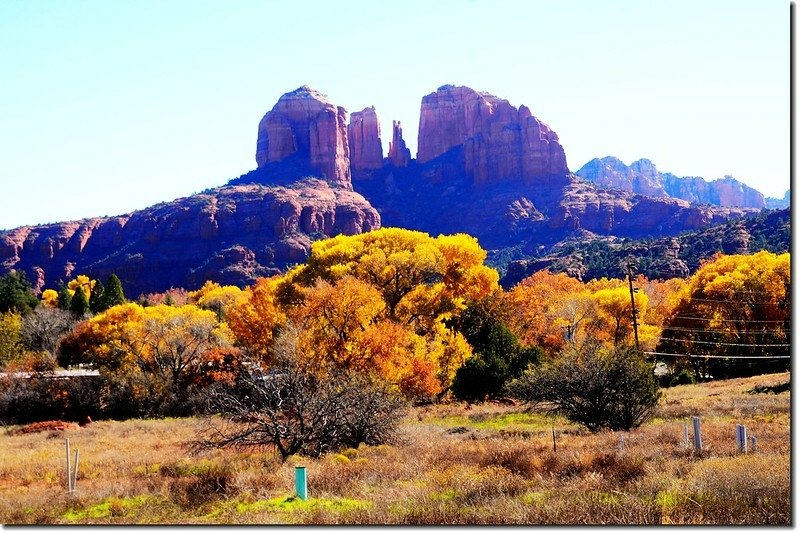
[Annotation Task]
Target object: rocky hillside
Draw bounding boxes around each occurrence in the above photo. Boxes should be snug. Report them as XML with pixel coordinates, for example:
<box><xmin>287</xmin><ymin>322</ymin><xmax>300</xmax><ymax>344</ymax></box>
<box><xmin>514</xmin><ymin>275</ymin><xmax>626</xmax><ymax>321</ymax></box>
<box><xmin>1</xmin><ymin>181</ymin><xmax>379</xmax><ymax>297</ymax></box>
<box><xmin>500</xmin><ymin>207</ymin><xmax>790</xmax><ymax>287</ymax></box>
<box><xmin>575</xmin><ymin>156</ymin><xmax>767</xmax><ymax>209</ymax></box>
<box><xmin>766</xmin><ymin>190</ymin><xmax>790</xmax><ymax>210</ymax></box>
<box><xmin>1</xmin><ymin>85</ymin><xmax>759</xmax><ymax>296</ymax></box>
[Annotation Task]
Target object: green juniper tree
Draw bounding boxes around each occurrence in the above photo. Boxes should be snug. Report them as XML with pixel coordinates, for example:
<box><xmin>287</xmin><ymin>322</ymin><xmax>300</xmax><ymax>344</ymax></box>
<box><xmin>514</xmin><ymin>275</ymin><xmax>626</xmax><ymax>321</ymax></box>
<box><xmin>57</xmin><ymin>284</ymin><xmax>72</xmax><ymax>311</ymax></box>
<box><xmin>69</xmin><ymin>286</ymin><xmax>90</xmax><ymax>318</ymax></box>
<box><xmin>0</xmin><ymin>271</ymin><xmax>38</xmax><ymax>315</ymax></box>
<box><xmin>101</xmin><ymin>274</ymin><xmax>126</xmax><ymax>310</ymax></box>
<box><xmin>89</xmin><ymin>279</ymin><xmax>105</xmax><ymax>314</ymax></box>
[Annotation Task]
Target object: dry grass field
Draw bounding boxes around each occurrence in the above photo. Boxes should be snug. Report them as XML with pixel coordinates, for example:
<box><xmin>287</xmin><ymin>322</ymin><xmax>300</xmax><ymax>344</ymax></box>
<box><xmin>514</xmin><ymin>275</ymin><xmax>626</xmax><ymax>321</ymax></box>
<box><xmin>0</xmin><ymin>372</ymin><xmax>790</xmax><ymax>525</ymax></box>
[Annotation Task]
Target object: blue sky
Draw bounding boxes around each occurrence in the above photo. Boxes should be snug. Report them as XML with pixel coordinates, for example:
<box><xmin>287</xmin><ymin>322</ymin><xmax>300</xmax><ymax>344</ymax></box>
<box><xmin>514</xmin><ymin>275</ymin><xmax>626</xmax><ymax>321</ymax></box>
<box><xmin>0</xmin><ymin>0</ymin><xmax>790</xmax><ymax>230</ymax></box>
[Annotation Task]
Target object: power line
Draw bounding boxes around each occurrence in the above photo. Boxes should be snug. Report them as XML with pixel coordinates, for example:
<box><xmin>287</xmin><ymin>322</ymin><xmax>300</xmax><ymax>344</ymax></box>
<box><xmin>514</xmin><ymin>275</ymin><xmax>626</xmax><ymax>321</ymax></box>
<box><xmin>675</xmin><ymin>296</ymin><xmax>787</xmax><ymax>305</ymax></box>
<box><xmin>661</xmin><ymin>326</ymin><xmax>790</xmax><ymax>335</ymax></box>
<box><xmin>657</xmin><ymin>337</ymin><xmax>790</xmax><ymax>348</ymax></box>
<box><xmin>672</xmin><ymin>315</ymin><xmax>787</xmax><ymax>324</ymax></box>
<box><xmin>644</xmin><ymin>352</ymin><xmax>791</xmax><ymax>360</ymax></box>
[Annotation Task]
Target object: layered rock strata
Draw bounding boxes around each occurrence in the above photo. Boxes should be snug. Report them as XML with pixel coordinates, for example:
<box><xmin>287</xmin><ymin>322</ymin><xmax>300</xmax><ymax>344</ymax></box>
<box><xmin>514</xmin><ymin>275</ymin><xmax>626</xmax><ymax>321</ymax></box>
<box><xmin>1</xmin><ymin>180</ymin><xmax>379</xmax><ymax>296</ymax></box>
<box><xmin>576</xmin><ymin>156</ymin><xmax>766</xmax><ymax>209</ymax></box>
<box><xmin>256</xmin><ymin>86</ymin><xmax>351</xmax><ymax>188</ymax></box>
<box><xmin>348</xmin><ymin>106</ymin><xmax>383</xmax><ymax>172</ymax></box>
<box><xmin>417</xmin><ymin>85</ymin><xmax>569</xmax><ymax>187</ymax></box>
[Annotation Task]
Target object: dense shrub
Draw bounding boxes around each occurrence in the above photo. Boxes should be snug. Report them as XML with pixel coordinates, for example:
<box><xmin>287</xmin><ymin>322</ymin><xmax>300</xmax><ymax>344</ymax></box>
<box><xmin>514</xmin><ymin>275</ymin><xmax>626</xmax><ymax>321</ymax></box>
<box><xmin>508</xmin><ymin>344</ymin><xmax>660</xmax><ymax>431</ymax></box>
<box><xmin>449</xmin><ymin>300</ymin><xmax>541</xmax><ymax>401</ymax></box>
<box><xmin>197</xmin><ymin>329</ymin><xmax>406</xmax><ymax>459</ymax></box>
<box><xmin>0</xmin><ymin>373</ymin><xmax>102</xmax><ymax>425</ymax></box>
<box><xmin>669</xmin><ymin>369</ymin><xmax>696</xmax><ymax>387</ymax></box>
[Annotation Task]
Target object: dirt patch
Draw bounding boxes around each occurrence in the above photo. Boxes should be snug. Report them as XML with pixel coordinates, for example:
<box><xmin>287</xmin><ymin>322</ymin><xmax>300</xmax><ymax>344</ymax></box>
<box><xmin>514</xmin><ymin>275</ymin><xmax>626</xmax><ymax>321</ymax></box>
<box><xmin>10</xmin><ymin>420</ymin><xmax>80</xmax><ymax>435</ymax></box>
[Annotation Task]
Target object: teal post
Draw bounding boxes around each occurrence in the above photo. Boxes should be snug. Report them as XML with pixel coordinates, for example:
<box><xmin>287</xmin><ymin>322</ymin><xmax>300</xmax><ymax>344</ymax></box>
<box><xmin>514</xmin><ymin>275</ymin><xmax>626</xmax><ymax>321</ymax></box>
<box><xmin>295</xmin><ymin>466</ymin><xmax>307</xmax><ymax>500</ymax></box>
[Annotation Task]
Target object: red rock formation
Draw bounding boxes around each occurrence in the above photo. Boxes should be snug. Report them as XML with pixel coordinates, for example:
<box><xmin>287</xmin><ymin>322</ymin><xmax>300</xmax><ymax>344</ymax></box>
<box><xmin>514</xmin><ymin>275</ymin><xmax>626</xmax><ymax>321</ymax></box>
<box><xmin>417</xmin><ymin>85</ymin><xmax>569</xmax><ymax>187</ymax></box>
<box><xmin>387</xmin><ymin>120</ymin><xmax>411</xmax><ymax>167</ymax></box>
<box><xmin>551</xmin><ymin>181</ymin><xmax>751</xmax><ymax>236</ymax></box>
<box><xmin>577</xmin><ymin>157</ymin><xmax>766</xmax><ymax>209</ymax></box>
<box><xmin>714</xmin><ymin>176</ymin><xmax>766</xmax><ymax>208</ymax></box>
<box><xmin>256</xmin><ymin>86</ymin><xmax>352</xmax><ymax>188</ymax></box>
<box><xmin>348</xmin><ymin>106</ymin><xmax>383</xmax><ymax>172</ymax></box>
<box><xmin>0</xmin><ymin>180</ymin><xmax>380</xmax><ymax>296</ymax></box>
<box><xmin>575</xmin><ymin>157</ymin><xmax>668</xmax><ymax>198</ymax></box>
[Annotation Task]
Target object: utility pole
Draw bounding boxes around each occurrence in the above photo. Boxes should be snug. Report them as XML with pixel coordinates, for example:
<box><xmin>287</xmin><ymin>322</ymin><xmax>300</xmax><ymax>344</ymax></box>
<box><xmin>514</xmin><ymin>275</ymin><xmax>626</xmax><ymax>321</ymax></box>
<box><xmin>626</xmin><ymin>262</ymin><xmax>640</xmax><ymax>351</ymax></box>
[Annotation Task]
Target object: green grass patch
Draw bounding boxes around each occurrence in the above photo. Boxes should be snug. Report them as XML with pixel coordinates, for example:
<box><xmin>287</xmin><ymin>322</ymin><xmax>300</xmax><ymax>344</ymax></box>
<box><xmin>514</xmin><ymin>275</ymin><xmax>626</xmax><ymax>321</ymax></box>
<box><xmin>429</xmin><ymin>489</ymin><xmax>460</xmax><ymax>502</ymax></box>
<box><xmin>232</xmin><ymin>495</ymin><xmax>372</xmax><ymax>521</ymax></box>
<box><xmin>421</xmin><ymin>411</ymin><xmax>569</xmax><ymax>433</ymax></box>
<box><xmin>62</xmin><ymin>495</ymin><xmax>157</xmax><ymax>522</ymax></box>
<box><xmin>521</xmin><ymin>491</ymin><xmax>548</xmax><ymax>505</ymax></box>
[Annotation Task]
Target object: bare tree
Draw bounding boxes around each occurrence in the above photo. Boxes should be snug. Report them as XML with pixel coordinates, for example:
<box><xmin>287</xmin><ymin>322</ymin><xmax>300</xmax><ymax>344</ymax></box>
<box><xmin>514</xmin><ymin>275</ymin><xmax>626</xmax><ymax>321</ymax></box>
<box><xmin>21</xmin><ymin>308</ymin><xmax>74</xmax><ymax>359</ymax></box>
<box><xmin>196</xmin><ymin>325</ymin><xmax>406</xmax><ymax>459</ymax></box>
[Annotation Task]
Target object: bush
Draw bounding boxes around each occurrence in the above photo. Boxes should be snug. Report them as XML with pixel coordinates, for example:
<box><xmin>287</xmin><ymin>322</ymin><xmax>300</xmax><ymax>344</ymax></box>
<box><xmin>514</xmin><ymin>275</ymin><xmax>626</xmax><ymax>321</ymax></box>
<box><xmin>197</xmin><ymin>328</ymin><xmax>406</xmax><ymax>459</ymax></box>
<box><xmin>0</xmin><ymin>372</ymin><xmax>102</xmax><ymax>425</ymax></box>
<box><xmin>508</xmin><ymin>344</ymin><xmax>660</xmax><ymax>432</ymax></box>
<box><xmin>669</xmin><ymin>369</ymin><xmax>696</xmax><ymax>387</ymax></box>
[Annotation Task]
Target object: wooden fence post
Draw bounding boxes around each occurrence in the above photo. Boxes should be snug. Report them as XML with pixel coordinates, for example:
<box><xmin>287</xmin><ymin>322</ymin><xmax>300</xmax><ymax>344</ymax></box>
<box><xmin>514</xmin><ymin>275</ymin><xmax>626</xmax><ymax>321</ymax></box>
<box><xmin>65</xmin><ymin>439</ymin><xmax>72</xmax><ymax>493</ymax></box>
<box><xmin>749</xmin><ymin>434</ymin><xmax>757</xmax><ymax>452</ymax></box>
<box><xmin>71</xmin><ymin>448</ymin><xmax>80</xmax><ymax>492</ymax></box>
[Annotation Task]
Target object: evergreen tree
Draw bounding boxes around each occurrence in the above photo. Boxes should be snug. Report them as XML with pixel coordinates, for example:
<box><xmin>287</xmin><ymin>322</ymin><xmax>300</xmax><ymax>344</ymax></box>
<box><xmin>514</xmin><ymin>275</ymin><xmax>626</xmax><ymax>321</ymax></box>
<box><xmin>89</xmin><ymin>279</ymin><xmax>105</xmax><ymax>313</ymax></box>
<box><xmin>0</xmin><ymin>271</ymin><xmax>38</xmax><ymax>315</ymax></box>
<box><xmin>101</xmin><ymin>274</ymin><xmax>126</xmax><ymax>309</ymax></box>
<box><xmin>69</xmin><ymin>286</ymin><xmax>89</xmax><ymax>318</ymax></box>
<box><xmin>57</xmin><ymin>285</ymin><xmax>72</xmax><ymax>311</ymax></box>
<box><xmin>449</xmin><ymin>300</ymin><xmax>541</xmax><ymax>401</ymax></box>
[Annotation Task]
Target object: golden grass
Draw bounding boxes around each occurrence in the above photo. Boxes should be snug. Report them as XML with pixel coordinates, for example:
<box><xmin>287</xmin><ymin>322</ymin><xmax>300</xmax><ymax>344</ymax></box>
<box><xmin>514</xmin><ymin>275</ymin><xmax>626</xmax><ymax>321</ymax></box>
<box><xmin>0</xmin><ymin>372</ymin><xmax>790</xmax><ymax>525</ymax></box>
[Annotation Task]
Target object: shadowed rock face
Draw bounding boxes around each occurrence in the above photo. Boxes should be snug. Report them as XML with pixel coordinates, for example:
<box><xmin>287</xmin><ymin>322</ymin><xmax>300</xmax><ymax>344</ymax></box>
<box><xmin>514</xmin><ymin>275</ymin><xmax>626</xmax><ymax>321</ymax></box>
<box><xmin>256</xmin><ymin>86</ymin><xmax>352</xmax><ymax>189</ymax></box>
<box><xmin>387</xmin><ymin>120</ymin><xmax>411</xmax><ymax>168</ymax></box>
<box><xmin>576</xmin><ymin>156</ymin><xmax>767</xmax><ymax>209</ymax></box>
<box><xmin>0</xmin><ymin>180</ymin><xmax>380</xmax><ymax>296</ymax></box>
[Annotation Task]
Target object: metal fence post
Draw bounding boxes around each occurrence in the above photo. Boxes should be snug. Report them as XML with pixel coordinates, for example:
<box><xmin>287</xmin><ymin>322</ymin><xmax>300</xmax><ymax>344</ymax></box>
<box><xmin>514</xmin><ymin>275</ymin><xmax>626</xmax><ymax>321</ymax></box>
<box><xmin>295</xmin><ymin>466</ymin><xmax>307</xmax><ymax>500</ymax></box>
<box><xmin>692</xmin><ymin>416</ymin><xmax>702</xmax><ymax>451</ymax></box>
<box><xmin>736</xmin><ymin>424</ymin><xmax>747</xmax><ymax>453</ymax></box>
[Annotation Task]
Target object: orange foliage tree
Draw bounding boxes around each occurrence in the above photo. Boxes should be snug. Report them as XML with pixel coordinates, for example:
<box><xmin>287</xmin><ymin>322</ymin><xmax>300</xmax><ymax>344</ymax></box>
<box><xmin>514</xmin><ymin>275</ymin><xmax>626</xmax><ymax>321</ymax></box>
<box><xmin>506</xmin><ymin>270</ymin><xmax>588</xmax><ymax>352</ymax></box>
<box><xmin>657</xmin><ymin>251</ymin><xmax>790</xmax><ymax>378</ymax></box>
<box><xmin>507</xmin><ymin>271</ymin><xmax>682</xmax><ymax>355</ymax></box>
<box><xmin>226</xmin><ymin>276</ymin><xmax>287</xmax><ymax>365</ymax></box>
<box><xmin>228</xmin><ymin>228</ymin><xmax>497</xmax><ymax>397</ymax></box>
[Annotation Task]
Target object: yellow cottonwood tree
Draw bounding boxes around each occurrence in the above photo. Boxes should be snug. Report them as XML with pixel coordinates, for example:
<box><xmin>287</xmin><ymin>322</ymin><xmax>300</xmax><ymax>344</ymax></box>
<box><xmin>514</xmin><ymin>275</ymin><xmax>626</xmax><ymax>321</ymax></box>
<box><xmin>657</xmin><ymin>251</ymin><xmax>790</xmax><ymax>378</ymax></box>
<box><xmin>228</xmin><ymin>228</ymin><xmax>496</xmax><ymax>396</ymax></box>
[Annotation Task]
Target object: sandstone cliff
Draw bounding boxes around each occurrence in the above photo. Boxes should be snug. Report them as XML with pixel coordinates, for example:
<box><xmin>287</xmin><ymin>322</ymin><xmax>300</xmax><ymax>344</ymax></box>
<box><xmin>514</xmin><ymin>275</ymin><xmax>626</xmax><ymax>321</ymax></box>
<box><xmin>387</xmin><ymin>120</ymin><xmax>411</xmax><ymax>167</ymax></box>
<box><xmin>1</xmin><ymin>180</ymin><xmax>379</xmax><ymax>296</ymax></box>
<box><xmin>574</xmin><ymin>157</ymin><xmax>668</xmax><ymax>198</ymax></box>
<box><xmin>766</xmin><ymin>190</ymin><xmax>790</xmax><ymax>209</ymax></box>
<box><xmin>417</xmin><ymin>85</ymin><xmax>569</xmax><ymax>188</ymax></box>
<box><xmin>576</xmin><ymin>156</ymin><xmax>766</xmax><ymax>209</ymax></box>
<box><xmin>348</xmin><ymin>106</ymin><xmax>383</xmax><ymax>173</ymax></box>
<box><xmin>256</xmin><ymin>86</ymin><xmax>352</xmax><ymax>188</ymax></box>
